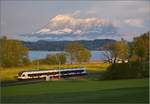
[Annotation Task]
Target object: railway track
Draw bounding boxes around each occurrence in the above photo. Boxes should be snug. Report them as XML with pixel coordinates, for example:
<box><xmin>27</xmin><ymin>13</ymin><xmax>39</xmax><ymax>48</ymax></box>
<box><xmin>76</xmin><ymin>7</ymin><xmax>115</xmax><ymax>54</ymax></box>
<box><xmin>1</xmin><ymin>73</ymin><xmax>98</xmax><ymax>87</ymax></box>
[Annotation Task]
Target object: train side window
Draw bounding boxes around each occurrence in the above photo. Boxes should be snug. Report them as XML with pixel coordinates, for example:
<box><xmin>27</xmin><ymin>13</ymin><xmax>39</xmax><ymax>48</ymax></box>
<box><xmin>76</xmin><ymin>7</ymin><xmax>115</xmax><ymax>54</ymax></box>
<box><xmin>22</xmin><ymin>74</ymin><xmax>25</xmax><ymax>77</ymax></box>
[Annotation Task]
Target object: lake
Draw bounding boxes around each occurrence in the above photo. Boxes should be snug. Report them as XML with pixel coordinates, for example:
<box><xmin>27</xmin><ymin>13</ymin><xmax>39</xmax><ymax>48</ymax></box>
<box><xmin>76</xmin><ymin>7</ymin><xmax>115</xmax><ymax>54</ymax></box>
<box><xmin>29</xmin><ymin>51</ymin><xmax>107</xmax><ymax>61</ymax></box>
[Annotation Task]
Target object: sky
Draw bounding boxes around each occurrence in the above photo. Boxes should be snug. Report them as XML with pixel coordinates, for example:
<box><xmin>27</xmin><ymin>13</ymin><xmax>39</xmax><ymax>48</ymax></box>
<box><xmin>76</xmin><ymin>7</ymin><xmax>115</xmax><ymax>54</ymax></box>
<box><xmin>0</xmin><ymin>0</ymin><xmax>150</xmax><ymax>41</ymax></box>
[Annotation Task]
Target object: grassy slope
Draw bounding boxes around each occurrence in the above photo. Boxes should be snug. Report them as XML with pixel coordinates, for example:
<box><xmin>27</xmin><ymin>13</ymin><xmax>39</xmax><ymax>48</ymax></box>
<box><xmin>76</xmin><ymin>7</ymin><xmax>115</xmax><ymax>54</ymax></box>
<box><xmin>1</xmin><ymin>78</ymin><xmax>149</xmax><ymax>103</ymax></box>
<box><xmin>0</xmin><ymin>63</ymin><xmax>109</xmax><ymax>81</ymax></box>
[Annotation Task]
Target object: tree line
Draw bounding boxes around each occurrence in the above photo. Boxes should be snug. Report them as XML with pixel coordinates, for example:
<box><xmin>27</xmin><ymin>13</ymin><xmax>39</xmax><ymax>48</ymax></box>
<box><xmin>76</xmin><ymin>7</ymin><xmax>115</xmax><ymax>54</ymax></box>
<box><xmin>0</xmin><ymin>37</ymin><xmax>91</xmax><ymax>68</ymax></box>
<box><xmin>33</xmin><ymin>42</ymin><xmax>91</xmax><ymax>65</ymax></box>
<box><xmin>102</xmin><ymin>32</ymin><xmax>149</xmax><ymax>79</ymax></box>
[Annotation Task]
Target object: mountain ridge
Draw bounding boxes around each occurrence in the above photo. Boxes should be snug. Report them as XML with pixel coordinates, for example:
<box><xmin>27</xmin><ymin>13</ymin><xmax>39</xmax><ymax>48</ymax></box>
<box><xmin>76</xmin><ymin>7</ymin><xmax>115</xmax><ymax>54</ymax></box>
<box><xmin>22</xmin><ymin>39</ymin><xmax>116</xmax><ymax>51</ymax></box>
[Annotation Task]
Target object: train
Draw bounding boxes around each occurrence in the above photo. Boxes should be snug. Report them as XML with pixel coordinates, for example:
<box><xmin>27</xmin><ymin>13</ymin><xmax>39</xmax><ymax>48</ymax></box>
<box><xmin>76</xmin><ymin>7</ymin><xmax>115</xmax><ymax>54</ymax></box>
<box><xmin>18</xmin><ymin>68</ymin><xmax>87</xmax><ymax>80</ymax></box>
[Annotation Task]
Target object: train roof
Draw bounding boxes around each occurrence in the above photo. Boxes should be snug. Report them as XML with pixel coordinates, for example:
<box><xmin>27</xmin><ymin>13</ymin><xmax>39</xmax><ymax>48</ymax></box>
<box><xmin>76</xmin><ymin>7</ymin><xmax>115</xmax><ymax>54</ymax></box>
<box><xmin>19</xmin><ymin>68</ymin><xmax>85</xmax><ymax>74</ymax></box>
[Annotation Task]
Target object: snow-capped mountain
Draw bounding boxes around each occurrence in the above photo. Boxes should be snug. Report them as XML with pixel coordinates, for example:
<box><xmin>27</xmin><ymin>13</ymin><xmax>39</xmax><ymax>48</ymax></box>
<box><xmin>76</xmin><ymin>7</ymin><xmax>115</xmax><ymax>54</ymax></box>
<box><xmin>21</xmin><ymin>15</ymin><xmax>119</xmax><ymax>41</ymax></box>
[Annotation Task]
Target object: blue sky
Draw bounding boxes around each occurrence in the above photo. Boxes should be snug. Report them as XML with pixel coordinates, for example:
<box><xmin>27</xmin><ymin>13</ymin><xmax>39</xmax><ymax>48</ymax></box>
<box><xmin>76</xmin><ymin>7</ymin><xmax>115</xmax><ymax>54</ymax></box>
<box><xmin>1</xmin><ymin>0</ymin><xmax>150</xmax><ymax>41</ymax></box>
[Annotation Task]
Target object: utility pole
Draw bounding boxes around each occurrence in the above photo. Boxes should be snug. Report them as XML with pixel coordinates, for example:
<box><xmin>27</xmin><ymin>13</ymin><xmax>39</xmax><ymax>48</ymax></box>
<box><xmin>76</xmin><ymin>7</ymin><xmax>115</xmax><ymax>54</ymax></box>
<box><xmin>56</xmin><ymin>54</ymin><xmax>61</xmax><ymax>79</ymax></box>
<box><xmin>37</xmin><ymin>60</ymin><xmax>39</xmax><ymax>70</ymax></box>
<box><xmin>58</xmin><ymin>59</ymin><xmax>61</xmax><ymax>79</ymax></box>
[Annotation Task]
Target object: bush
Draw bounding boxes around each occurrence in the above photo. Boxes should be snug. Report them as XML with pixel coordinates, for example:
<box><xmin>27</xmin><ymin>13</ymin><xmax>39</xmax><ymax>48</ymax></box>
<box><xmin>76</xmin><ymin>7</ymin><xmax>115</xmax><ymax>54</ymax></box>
<box><xmin>101</xmin><ymin>62</ymin><xmax>149</xmax><ymax>80</ymax></box>
<box><xmin>33</xmin><ymin>53</ymin><xmax>67</xmax><ymax>65</ymax></box>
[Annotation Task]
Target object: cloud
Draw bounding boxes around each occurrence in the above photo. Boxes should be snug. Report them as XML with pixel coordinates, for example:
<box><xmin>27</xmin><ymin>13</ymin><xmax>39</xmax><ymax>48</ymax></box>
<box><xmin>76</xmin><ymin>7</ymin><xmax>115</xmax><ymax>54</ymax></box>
<box><xmin>124</xmin><ymin>19</ymin><xmax>144</xmax><ymax>27</ymax></box>
<box><xmin>71</xmin><ymin>10</ymin><xmax>81</xmax><ymax>17</ymax></box>
<box><xmin>37</xmin><ymin>28</ymin><xmax>50</xmax><ymax>33</ymax></box>
<box><xmin>62</xmin><ymin>28</ymin><xmax>72</xmax><ymax>33</ymax></box>
<box><xmin>38</xmin><ymin>14</ymin><xmax>117</xmax><ymax>35</ymax></box>
<box><xmin>60</xmin><ymin>10</ymin><xmax>81</xmax><ymax>18</ymax></box>
<box><xmin>21</xmin><ymin>14</ymin><xmax>118</xmax><ymax>41</ymax></box>
<box><xmin>86</xmin><ymin>10</ymin><xmax>97</xmax><ymax>15</ymax></box>
<box><xmin>138</xmin><ymin>7</ymin><xmax>150</xmax><ymax>13</ymax></box>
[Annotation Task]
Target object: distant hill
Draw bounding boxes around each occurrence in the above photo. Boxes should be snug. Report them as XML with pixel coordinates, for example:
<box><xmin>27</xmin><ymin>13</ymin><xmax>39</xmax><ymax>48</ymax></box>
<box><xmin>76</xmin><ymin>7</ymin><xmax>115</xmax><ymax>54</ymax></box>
<box><xmin>22</xmin><ymin>39</ymin><xmax>116</xmax><ymax>51</ymax></box>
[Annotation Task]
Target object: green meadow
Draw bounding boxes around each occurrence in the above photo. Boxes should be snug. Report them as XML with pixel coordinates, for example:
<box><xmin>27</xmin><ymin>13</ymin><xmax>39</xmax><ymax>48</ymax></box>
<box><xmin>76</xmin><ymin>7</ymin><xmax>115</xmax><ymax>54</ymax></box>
<box><xmin>1</xmin><ymin>78</ymin><xmax>149</xmax><ymax>103</ymax></box>
<box><xmin>0</xmin><ymin>63</ymin><xmax>149</xmax><ymax>103</ymax></box>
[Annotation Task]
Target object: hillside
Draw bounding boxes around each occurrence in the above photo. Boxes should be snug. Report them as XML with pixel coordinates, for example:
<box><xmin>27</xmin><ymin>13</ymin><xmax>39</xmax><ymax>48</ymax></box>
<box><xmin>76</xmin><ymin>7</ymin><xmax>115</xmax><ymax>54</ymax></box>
<box><xmin>22</xmin><ymin>39</ymin><xmax>116</xmax><ymax>51</ymax></box>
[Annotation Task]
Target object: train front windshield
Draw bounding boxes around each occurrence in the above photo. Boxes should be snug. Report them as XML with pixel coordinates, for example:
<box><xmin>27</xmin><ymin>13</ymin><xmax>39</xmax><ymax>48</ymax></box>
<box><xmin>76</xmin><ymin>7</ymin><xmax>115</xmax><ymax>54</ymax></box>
<box><xmin>18</xmin><ymin>71</ymin><xmax>24</xmax><ymax>76</ymax></box>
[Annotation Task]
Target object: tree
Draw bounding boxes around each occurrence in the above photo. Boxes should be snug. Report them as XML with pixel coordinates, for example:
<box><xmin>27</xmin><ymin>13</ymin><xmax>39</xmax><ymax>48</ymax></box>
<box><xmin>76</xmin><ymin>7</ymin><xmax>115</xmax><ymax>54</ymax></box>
<box><xmin>64</xmin><ymin>42</ymin><xmax>84</xmax><ymax>64</ymax></box>
<box><xmin>45</xmin><ymin>53</ymin><xmax>66</xmax><ymax>65</ymax></box>
<box><xmin>102</xmin><ymin>32</ymin><xmax>149</xmax><ymax>80</ymax></box>
<box><xmin>76</xmin><ymin>48</ymin><xmax>91</xmax><ymax>63</ymax></box>
<box><xmin>46</xmin><ymin>54</ymin><xmax>58</xmax><ymax>65</ymax></box>
<box><xmin>130</xmin><ymin>32</ymin><xmax>149</xmax><ymax>62</ymax></box>
<box><xmin>115</xmin><ymin>39</ymin><xmax>129</xmax><ymax>61</ymax></box>
<box><xmin>56</xmin><ymin>53</ymin><xmax>66</xmax><ymax>64</ymax></box>
<box><xmin>103</xmin><ymin>45</ymin><xmax>113</xmax><ymax>63</ymax></box>
<box><xmin>103</xmin><ymin>39</ymin><xmax>129</xmax><ymax>63</ymax></box>
<box><xmin>0</xmin><ymin>37</ymin><xmax>30</xmax><ymax>67</ymax></box>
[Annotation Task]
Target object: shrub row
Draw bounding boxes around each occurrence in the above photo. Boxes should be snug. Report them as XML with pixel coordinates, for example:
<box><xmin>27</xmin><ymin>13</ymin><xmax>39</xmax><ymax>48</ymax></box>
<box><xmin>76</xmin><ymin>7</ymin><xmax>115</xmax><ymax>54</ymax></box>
<box><xmin>101</xmin><ymin>62</ymin><xmax>149</xmax><ymax>80</ymax></box>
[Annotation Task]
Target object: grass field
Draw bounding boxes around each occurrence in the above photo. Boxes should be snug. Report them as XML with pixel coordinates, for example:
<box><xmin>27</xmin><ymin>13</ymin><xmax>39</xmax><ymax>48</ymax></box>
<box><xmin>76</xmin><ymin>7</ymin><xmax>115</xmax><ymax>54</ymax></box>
<box><xmin>1</xmin><ymin>78</ymin><xmax>149</xmax><ymax>103</ymax></box>
<box><xmin>0</xmin><ymin>63</ymin><xmax>109</xmax><ymax>81</ymax></box>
